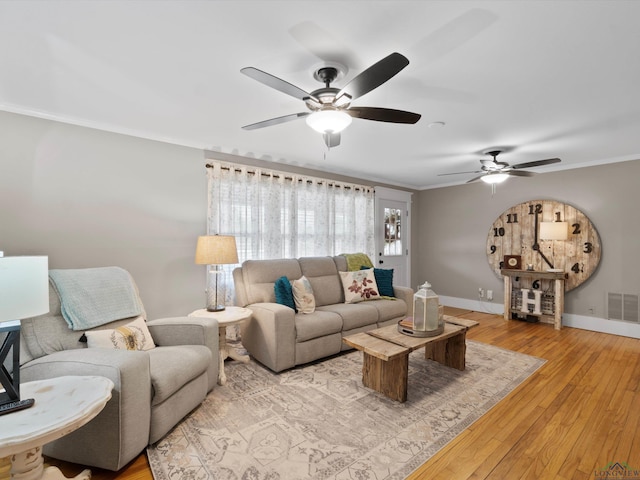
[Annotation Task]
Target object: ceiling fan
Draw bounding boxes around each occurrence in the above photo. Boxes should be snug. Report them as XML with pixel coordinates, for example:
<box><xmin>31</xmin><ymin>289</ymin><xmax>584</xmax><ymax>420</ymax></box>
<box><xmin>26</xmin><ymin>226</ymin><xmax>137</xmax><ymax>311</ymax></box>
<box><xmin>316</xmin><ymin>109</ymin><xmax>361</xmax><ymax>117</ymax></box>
<box><xmin>240</xmin><ymin>52</ymin><xmax>421</xmax><ymax>148</ymax></box>
<box><xmin>439</xmin><ymin>150</ymin><xmax>561</xmax><ymax>184</ymax></box>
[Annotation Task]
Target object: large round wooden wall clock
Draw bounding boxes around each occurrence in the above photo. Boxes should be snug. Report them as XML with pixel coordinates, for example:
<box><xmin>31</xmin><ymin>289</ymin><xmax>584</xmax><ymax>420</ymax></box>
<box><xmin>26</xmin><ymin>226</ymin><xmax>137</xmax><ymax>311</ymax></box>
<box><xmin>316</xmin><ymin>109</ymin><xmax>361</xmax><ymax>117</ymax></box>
<box><xmin>486</xmin><ymin>199</ymin><xmax>601</xmax><ymax>292</ymax></box>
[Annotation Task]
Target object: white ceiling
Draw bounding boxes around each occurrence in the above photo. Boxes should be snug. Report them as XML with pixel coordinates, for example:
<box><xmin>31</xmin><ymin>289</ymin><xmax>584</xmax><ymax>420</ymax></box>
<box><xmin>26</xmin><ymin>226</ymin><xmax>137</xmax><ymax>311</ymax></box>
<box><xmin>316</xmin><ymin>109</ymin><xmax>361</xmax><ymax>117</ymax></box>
<box><xmin>2</xmin><ymin>1</ymin><xmax>640</xmax><ymax>190</ymax></box>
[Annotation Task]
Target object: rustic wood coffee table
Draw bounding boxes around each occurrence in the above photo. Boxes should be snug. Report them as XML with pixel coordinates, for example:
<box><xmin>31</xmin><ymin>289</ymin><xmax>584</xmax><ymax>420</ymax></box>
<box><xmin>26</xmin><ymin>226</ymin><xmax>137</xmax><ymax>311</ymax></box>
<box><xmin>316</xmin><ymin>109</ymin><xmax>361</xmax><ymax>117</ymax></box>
<box><xmin>342</xmin><ymin>316</ymin><xmax>478</xmax><ymax>402</ymax></box>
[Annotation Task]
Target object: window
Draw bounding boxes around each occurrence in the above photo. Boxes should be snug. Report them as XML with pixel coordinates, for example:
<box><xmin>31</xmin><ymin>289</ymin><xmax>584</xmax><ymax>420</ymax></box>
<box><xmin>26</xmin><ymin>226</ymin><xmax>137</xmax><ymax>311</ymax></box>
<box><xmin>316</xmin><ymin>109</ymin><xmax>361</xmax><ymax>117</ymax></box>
<box><xmin>206</xmin><ymin>161</ymin><xmax>375</xmax><ymax>263</ymax></box>
<box><xmin>384</xmin><ymin>207</ymin><xmax>403</xmax><ymax>256</ymax></box>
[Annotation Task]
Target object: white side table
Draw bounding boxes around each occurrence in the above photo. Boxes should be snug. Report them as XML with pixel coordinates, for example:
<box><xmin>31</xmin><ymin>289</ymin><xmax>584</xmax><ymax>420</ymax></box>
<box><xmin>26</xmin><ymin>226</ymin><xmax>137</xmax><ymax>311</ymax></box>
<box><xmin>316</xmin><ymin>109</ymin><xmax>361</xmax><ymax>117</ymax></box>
<box><xmin>0</xmin><ymin>375</ymin><xmax>114</xmax><ymax>480</ymax></box>
<box><xmin>189</xmin><ymin>307</ymin><xmax>253</xmax><ymax>385</ymax></box>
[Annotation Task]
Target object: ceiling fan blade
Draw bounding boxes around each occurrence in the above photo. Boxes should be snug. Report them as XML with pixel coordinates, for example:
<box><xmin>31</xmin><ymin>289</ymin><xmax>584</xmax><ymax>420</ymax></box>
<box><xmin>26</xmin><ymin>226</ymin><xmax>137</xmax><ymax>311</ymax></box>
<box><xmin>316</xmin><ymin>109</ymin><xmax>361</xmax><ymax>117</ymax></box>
<box><xmin>437</xmin><ymin>170</ymin><xmax>483</xmax><ymax>176</ymax></box>
<box><xmin>336</xmin><ymin>52</ymin><xmax>409</xmax><ymax>102</ymax></box>
<box><xmin>409</xmin><ymin>9</ymin><xmax>498</xmax><ymax>65</ymax></box>
<box><xmin>242</xmin><ymin>112</ymin><xmax>310</xmax><ymax>130</ymax></box>
<box><xmin>241</xmin><ymin>67</ymin><xmax>318</xmax><ymax>102</ymax></box>
<box><xmin>510</xmin><ymin>158</ymin><xmax>561</xmax><ymax>170</ymax></box>
<box><xmin>507</xmin><ymin>170</ymin><xmax>536</xmax><ymax>177</ymax></box>
<box><xmin>289</xmin><ymin>21</ymin><xmax>361</xmax><ymax>72</ymax></box>
<box><xmin>466</xmin><ymin>175</ymin><xmax>486</xmax><ymax>183</ymax></box>
<box><xmin>346</xmin><ymin>106</ymin><xmax>421</xmax><ymax>124</ymax></box>
<box><xmin>323</xmin><ymin>132</ymin><xmax>341</xmax><ymax>148</ymax></box>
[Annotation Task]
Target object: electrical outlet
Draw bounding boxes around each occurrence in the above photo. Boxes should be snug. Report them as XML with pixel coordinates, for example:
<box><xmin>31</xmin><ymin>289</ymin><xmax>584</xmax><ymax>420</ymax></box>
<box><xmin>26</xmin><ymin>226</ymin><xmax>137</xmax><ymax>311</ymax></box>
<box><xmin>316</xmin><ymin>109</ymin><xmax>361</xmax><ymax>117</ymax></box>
<box><xmin>478</xmin><ymin>287</ymin><xmax>484</xmax><ymax>298</ymax></box>
<box><xmin>487</xmin><ymin>290</ymin><xmax>493</xmax><ymax>301</ymax></box>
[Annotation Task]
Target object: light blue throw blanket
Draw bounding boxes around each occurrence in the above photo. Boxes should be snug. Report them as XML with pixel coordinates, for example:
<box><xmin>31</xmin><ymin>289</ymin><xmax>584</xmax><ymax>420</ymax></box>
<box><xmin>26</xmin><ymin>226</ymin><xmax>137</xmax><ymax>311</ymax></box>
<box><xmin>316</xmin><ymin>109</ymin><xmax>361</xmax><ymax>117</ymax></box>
<box><xmin>49</xmin><ymin>267</ymin><xmax>144</xmax><ymax>331</ymax></box>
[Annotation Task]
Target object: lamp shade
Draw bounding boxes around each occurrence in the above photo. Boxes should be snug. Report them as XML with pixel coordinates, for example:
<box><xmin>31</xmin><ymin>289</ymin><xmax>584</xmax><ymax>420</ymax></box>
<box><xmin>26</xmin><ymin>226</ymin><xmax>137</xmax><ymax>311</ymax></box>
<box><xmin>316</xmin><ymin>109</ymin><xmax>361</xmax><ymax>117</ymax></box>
<box><xmin>195</xmin><ymin>235</ymin><xmax>238</xmax><ymax>265</ymax></box>
<box><xmin>306</xmin><ymin>110</ymin><xmax>352</xmax><ymax>133</ymax></box>
<box><xmin>481</xmin><ymin>172</ymin><xmax>509</xmax><ymax>184</ymax></box>
<box><xmin>540</xmin><ymin>222</ymin><xmax>569</xmax><ymax>240</ymax></box>
<box><xmin>0</xmin><ymin>256</ymin><xmax>49</xmax><ymax>321</ymax></box>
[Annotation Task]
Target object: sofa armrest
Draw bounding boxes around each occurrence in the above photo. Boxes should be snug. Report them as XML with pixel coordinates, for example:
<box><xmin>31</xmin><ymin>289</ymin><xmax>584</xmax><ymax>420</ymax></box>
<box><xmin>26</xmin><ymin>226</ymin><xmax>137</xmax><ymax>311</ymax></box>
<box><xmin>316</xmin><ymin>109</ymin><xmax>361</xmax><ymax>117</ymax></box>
<box><xmin>240</xmin><ymin>303</ymin><xmax>296</xmax><ymax>373</ymax></box>
<box><xmin>147</xmin><ymin>316</ymin><xmax>219</xmax><ymax>392</ymax></box>
<box><xmin>393</xmin><ymin>286</ymin><xmax>414</xmax><ymax>315</ymax></box>
<box><xmin>20</xmin><ymin>348</ymin><xmax>151</xmax><ymax>471</ymax></box>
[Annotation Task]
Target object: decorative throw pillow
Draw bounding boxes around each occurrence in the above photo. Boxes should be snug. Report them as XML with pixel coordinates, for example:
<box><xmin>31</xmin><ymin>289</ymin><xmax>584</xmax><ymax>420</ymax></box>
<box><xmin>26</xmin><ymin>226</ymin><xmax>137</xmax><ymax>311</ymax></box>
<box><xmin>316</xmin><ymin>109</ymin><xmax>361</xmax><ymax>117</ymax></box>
<box><xmin>274</xmin><ymin>276</ymin><xmax>297</xmax><ymax>312</ymax></box>
<box><xmin>340</xmin><ymin>269</ymin><xmax>380</xmax><ymax>303</ymax></box>
<box><xmin>361</xmin><ymin>266</ymin><xmax>394</xmax><ymax>297</ymax></box>
<box><xmin>84</xmin><ymin>316</ymin><xmax>155</xmax><ymax>351</ymax></box>
<box><xmin>291</xmin><ymin>276</ymin><xmax>316</xmax><ymax>314</ymax></box>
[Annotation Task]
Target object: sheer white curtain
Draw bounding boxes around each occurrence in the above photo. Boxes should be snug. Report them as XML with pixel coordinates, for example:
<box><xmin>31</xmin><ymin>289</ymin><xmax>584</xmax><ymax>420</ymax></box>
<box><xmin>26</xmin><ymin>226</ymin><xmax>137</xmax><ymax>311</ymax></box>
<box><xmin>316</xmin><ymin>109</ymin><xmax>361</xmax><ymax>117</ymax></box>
<box><xmin>206</xmin><ymin>160</ymin><xmax>375</xmax><ymax>266</ymax></box>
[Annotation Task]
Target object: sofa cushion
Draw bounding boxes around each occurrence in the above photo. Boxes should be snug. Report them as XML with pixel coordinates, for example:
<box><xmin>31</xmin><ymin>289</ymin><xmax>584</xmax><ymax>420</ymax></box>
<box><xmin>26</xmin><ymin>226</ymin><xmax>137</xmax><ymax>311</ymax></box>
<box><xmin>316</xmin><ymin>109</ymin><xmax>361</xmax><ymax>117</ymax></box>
<box><xmin>241</xmin><ymin>259</ymin><xmax>302</xmax><ymax>305</ymax></box>
<box><xmin>298</xmin><ymin>257</ymin><xmax>344</xmax><ymax>306</ymax></box>
<box><xmin>295</xmin><ymin>311</ymin><xmax>343</xmax><ymax>342</ymax></box>
<box><xmin>148</xmin><ymin>345</ymin><xmax>212</xmax><ymax>406</ymax></box>
<box><xmin>317</xmin><ymin>303</ymin><xmax>379</xmax><ymax>331</ymax></box>
<box><xmin>292</xmin><ymin>276</ymin><xmax>315</xmax><ymax>314</ymax></box>
<box><xmin>339</xmin><ymin>269</ymin><xmax>380</xmax><ymax>303</ymax></box>
<box><xmin>368</xmin><ymin>298</ymin><xmax>409</xmax><ymax>323</ymax></box>
<box><xmin>274</xmin><ymin>276</ymin><xmax>296</xmax><ymax>311</ymax></box>
<box><xmin>333</xmin><ymin>256</ymin><xmax>348</xmax><ymax>272</ymax></box>
<box><xmin>85</xmin><ymin>316</ymin><xmax>155</xmax><ymax>351</ymax></box>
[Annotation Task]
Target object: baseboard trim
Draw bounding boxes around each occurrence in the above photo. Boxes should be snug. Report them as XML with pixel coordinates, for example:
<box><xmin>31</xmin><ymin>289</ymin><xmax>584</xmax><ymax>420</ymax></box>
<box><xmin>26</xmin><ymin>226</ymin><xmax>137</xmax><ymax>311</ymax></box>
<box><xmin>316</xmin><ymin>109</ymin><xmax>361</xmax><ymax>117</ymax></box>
<box><xmin>562</xmin><ymin>313</ymin><xmax>640</xmax><ymax>339</ymax></box>
<box><xmin>439</xmin><ymin>295</ymin><xmax>640</xmax><ymax>339</ymax></box>
<box><xmin>440</xmin><ymin>296</ymin><xmax>504</xmax><ymax>316</ymax></box>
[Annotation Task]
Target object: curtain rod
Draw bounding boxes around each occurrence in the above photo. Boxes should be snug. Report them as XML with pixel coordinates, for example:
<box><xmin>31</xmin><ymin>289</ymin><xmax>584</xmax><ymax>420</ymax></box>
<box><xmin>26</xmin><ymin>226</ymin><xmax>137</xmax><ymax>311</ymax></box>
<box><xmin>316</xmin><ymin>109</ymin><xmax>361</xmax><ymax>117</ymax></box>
<box><xmin>205</xmin><ymin>163</ymin><xmax>374</xmax><ymax>192</ymax></box>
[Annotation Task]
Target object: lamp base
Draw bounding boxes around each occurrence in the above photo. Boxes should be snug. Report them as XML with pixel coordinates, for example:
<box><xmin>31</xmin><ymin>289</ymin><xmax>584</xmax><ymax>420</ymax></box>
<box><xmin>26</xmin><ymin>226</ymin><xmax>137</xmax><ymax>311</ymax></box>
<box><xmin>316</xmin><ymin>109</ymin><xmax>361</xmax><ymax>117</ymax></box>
<box><xmin>0</xmin><ymin>397</ymin><xmax>34</xmax><ymax>415</ymax></box>
<box><xmin>207</xmin><ymin>305</ymin><xmax>226</xmax><ymax>312</ymax></box>
<box><xmin>0</xmin><ymin>322</ymin><xmax>21</xmax><ymax>406</ymax></box>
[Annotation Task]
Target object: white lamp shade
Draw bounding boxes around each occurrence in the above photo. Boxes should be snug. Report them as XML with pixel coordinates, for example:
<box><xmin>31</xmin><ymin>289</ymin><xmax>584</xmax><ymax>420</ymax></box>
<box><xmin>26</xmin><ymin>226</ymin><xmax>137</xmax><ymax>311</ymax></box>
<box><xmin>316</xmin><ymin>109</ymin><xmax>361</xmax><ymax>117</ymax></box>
<box><xmin>540</xmin><ymin>222</ymin><xmax>569</xmax><ymax>240</ymax></box>
<box><xmin>481</xmin><ymin>173</ymin><xmax>509</xmax><ymax>184</ymax></box>
<box><xmin>306</xmin><ymin>110</ymin><xmax>352</xmax><ymax>133</ymax></box>
<box><xmin>0</xmin><ymin>256</ymin><xmax>49</xmax><ymax>321</ymax></box>
<box><xmin>195</xmin><ymin>235</ymin><xmax>239</xmax><ymax>265</ymax></box>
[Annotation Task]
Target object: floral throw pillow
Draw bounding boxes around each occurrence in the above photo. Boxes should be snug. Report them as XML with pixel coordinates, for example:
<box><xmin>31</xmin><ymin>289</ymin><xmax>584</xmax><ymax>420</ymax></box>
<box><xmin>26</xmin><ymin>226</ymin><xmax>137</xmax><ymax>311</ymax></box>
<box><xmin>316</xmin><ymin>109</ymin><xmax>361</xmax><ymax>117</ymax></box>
<box><xmin>339</xmin><ymin>268</ymin><xmax>380</xmax><ymax>303</ymax></box>
<box><xmin>84</xmin><ymin>316</ymin><xmax>155</xmax><ymax>351</ymax></box>
<box><xmin>291</xmin><ymin>276</ymin><xmax>316</xmax><ymax>314</ymax></box>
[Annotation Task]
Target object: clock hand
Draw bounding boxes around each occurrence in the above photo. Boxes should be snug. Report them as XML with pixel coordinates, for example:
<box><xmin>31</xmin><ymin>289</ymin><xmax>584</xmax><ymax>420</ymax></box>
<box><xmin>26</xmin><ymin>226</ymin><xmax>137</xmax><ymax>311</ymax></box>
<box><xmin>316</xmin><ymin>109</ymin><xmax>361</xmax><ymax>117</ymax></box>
<box><xmin>532</xmin><ymin>210</ymin><xmax>555</xmax><ymax>269</ymax></box>
<box><xmin>534</xmin><ymin>247</ymin><xmax>555</xmax><ymax>269</ymax></box>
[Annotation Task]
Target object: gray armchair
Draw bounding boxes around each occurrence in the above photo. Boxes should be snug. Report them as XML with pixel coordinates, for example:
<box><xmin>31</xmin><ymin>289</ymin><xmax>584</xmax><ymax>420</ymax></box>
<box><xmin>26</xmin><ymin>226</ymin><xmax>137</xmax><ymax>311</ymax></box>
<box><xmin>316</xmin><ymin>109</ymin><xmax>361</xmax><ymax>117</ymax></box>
<box><xmin>18</xmin><ymin>268</ymin><xmax>219</xmax><ymax>471</ymax></box>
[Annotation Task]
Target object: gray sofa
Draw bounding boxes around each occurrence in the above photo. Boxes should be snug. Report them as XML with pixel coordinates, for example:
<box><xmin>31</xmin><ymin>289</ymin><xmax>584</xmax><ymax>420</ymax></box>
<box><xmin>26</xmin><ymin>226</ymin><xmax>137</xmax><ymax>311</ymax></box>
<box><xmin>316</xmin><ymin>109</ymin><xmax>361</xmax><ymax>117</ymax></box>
<box><xmin>18</xmin><ymin>269</ymin><xmax>219</xmax><ymax>471</ymax></box>
<box><xmin>233</xmin><ymin>256</ymin><xmax>413</xmax><ymax>372</ymax></box>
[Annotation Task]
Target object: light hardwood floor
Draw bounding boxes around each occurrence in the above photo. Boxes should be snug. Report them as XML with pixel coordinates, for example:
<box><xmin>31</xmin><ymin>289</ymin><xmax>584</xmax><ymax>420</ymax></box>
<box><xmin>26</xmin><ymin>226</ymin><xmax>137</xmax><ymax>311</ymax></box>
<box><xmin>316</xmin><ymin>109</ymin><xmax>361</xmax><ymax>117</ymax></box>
<box><xmin>44</xmin><ymin>309</ymin><xmax>640</xmax><ymax>480</ymax></box>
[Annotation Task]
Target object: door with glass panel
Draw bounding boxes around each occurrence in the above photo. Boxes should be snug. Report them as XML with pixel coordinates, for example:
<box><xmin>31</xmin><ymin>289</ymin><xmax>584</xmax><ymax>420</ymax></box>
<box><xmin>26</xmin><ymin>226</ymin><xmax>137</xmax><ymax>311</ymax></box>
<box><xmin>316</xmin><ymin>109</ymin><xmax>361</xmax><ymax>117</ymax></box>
<box><xmin>375</xmin><ymin>190</ymin><xmax>411</xmax><ymax>287</ymax></box>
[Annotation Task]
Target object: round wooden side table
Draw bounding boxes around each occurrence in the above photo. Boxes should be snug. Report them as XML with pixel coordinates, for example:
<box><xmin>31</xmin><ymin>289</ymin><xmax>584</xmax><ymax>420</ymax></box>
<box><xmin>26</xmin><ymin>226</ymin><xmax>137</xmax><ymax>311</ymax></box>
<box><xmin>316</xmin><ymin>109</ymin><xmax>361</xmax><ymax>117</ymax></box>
<box><xmin>188</xmin><ymin>307</ymin><xmax>253</xmax><ymax>385</ymax></box>
<box><xmin>0</xmin><ymin>375</ymin><xmax>114</xmax><ymax>480</ymax></box>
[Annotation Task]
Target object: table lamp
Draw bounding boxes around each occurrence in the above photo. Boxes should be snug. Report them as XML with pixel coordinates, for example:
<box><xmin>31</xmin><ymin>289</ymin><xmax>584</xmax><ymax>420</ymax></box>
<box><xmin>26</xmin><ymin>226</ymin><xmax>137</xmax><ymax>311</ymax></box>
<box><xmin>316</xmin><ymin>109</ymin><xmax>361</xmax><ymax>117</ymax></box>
<box><xmin>194</xmin><ymin>235</ymin><xmax>238</xmax><ymax>312</ymax></box>
<box><xmin>0</xmin><ymin>255</ymin><xmax>49</xmax><ymax>407</ymax></box>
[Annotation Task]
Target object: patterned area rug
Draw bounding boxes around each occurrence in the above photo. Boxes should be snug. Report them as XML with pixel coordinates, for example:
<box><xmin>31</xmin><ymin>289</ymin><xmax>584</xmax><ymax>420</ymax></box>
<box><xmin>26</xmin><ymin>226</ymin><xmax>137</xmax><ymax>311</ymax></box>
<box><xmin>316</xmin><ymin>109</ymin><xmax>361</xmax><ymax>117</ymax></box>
<box><xmin>147</xmin><ymin>340</ymin><xmax>545</xmax><ymax>480</ymax></box>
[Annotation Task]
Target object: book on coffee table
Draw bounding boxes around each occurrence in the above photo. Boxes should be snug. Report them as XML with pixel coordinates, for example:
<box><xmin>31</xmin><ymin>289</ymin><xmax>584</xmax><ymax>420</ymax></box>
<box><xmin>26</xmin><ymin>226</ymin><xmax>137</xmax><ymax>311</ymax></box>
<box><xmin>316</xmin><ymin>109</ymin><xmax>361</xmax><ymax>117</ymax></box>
<box><xmin>398</xmin><ymin>317</ymin><xmax>413</xmax><ymax>329</ymax></box>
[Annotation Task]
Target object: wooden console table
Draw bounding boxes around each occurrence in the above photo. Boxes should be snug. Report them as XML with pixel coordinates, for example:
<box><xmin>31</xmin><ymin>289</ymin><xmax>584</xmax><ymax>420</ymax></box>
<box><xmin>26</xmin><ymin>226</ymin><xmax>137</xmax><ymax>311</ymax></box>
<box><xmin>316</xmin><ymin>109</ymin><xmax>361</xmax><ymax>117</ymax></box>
<box><xmin>501</xmin><ymin>269</ymin><xmax>566</xmax><ymax>330</ymax></box>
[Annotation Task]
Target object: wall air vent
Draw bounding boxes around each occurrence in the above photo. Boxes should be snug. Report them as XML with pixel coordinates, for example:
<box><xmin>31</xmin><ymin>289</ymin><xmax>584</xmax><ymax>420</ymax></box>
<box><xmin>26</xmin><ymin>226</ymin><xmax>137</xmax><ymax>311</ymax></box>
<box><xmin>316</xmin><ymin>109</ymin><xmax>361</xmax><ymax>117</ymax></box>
<box><xmin>607</xmin><ymin>292</ymin><xmax>639</xmax><ymax>323</ymax></box>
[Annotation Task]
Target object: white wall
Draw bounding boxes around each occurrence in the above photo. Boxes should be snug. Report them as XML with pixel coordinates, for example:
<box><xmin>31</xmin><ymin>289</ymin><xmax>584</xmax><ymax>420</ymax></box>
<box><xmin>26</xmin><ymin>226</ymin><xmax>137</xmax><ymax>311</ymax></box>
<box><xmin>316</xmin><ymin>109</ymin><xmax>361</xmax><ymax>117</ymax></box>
<box><xmin>5</xmin><ymin>109</ymin><xmax>638</xmax><ymax>336</ymax></box>
<box><xmin>0</xmin><ymin>111</ymin><xmax>208</xmax><ymax>319</ymax></box>
<box><xmin>1</xmin><ymin>112</ymin><xmax>416</xmax><ymax>319</ymax></box>
<box><xmin>414</xmin><ymin>160</ymin><xmax>640</xmax><ymax>337</ymax></box>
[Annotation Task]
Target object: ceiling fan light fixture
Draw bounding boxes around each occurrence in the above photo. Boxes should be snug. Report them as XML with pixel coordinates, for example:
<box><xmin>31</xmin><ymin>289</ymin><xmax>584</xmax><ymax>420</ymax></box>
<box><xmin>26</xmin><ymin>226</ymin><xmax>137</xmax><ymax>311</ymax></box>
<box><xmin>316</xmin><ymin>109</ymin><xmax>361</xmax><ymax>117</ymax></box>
<box><xmin>306</xmin><ymin>110</ymin><xmax>352</xmax><ymax>133</ymax></box>
<box><xmin>481</xmin><ymin>172</ymin><xmax>509</xmax><ymax>184</ymax></box>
